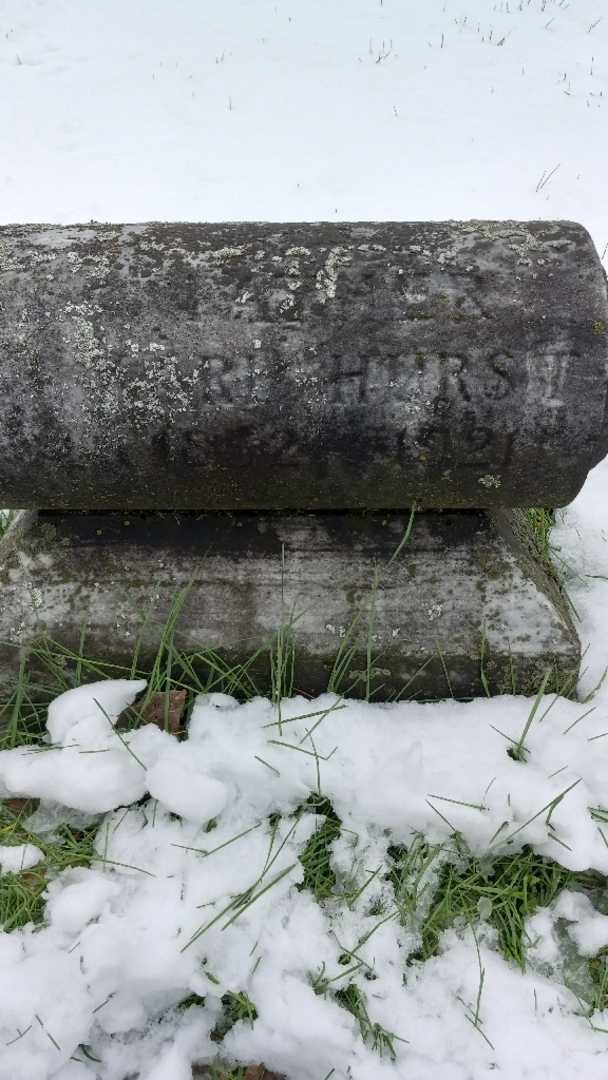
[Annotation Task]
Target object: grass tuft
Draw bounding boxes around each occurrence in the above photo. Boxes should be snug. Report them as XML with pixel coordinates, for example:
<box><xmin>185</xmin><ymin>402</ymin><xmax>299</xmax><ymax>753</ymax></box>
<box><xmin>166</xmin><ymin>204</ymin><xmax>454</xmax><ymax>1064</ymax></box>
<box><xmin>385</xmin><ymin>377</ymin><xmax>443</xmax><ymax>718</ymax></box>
<box><xmin>0</xmin><ymin>799</ymin><xmax>98</xmax><ymax>931</ymax></box>
<box><xmin>335</xmin><ymin>983</ymin><xmax>406</xmax><ymax>1059</ymax></box>
<box><xmin>0</xmin><ymin>510</ymin><xmax>15</xmax><ymax>541</ymax></box>
<box><xmin>526</xmin><ymin>508</ymin><xmax>555</xmax><ymax>561</ymax></box>
<box><xmin>584</xmin><ymin>953</ymin><xmax>608</xmax><ymax>1014</ymax></box>
<box><xmin>387</xmin><ymin>836</ymin><xmax>444</xmax><ymax>925</ymax></box>
<box><xmin>297</xmin><ymin>798</ymin><xmax>341</xmax><ymax>901</ymax></box>
<box><xmin>397</xmin><ymin>844</ymin><xmax>596</xmax><ymax>970</ymax></box>
<box><xmin>212</xmin><ymin>991</ymin><xmax>258</xmax><ymax>1041</ymax></box>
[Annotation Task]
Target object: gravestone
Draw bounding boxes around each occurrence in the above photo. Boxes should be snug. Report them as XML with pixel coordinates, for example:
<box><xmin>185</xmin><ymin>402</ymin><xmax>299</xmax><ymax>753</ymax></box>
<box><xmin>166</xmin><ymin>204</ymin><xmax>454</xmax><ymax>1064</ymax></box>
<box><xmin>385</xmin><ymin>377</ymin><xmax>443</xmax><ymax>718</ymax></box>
<box><xmin>0</xmin><ymin>220</ymin><xmax>606</xmax><ymax>697</ymax></box>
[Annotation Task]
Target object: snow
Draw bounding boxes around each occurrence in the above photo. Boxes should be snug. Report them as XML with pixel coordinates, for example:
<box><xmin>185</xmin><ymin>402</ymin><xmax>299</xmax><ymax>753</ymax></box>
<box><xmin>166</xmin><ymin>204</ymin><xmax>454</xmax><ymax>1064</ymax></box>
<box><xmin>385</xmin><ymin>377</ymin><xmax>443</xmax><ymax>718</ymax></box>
<box><xmin>44</xmin><ymin>871</ymin><xmax>122</xmax><ymax>935</ymax></box>
<box><xmin>6</xmin><ymin>677</ymin><xmax>608</xmax><ymax>871</ymax></box>
<box><xmin>45</xmin><ymin>681</ymin><xmax>147</xmax><ymax>747</ymax></box>
<box><xmin>0</xmin><ymin>0</ymin><xmax>606</xmax><ymax>260</ymax></box>
<box><xmin>0</xmin><ymin>843</ymin><xmax>43</xmax><ymax>874</ymax></box>
<box><xmin>552</xmin><ymin>456</ymin><xmax>608</xmax><ymax>707</ymax></box>
<box><xmin>146</xmin><ymin>743</ymin><xmax>230</xmax><ymax>824</ymax></box>
<box><xmin>1</xmin><ymin>0</ymin><xmax>608</xmax><ymax>1077</ymax></box>
<box><xmin>0</xmin><ymin>680</ymin><xmax>163</xmax><ymax>814</ymax></box>
<box><xmin>554</xmin><ymin>891</ymin><xmax>608</xmax><ymax>957</ymax></box>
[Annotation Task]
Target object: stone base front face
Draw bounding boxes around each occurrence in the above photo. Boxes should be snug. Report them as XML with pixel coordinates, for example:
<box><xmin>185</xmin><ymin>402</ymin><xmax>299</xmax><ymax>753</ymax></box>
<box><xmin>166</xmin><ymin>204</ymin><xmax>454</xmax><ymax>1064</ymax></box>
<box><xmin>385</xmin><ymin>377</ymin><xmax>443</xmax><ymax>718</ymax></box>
<box><xmin>0</xmin><ymin>509</ymin><xmax>579</xmax><ymax>700</ymax></box>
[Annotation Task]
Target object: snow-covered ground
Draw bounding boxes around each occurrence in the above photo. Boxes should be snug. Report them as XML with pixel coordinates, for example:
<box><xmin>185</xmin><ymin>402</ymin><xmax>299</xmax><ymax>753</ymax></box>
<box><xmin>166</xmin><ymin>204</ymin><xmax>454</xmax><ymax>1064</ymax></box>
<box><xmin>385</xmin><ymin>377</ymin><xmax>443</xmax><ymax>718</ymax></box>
<box><xmin>0</xmin><ymin>0</ymin><xmax>606</xmax><ymax>251</ymax></box>
<box><xmin>1</xmin><ymin>0</ymin><xmax>608</xmax><ymax>1077</ymax></box>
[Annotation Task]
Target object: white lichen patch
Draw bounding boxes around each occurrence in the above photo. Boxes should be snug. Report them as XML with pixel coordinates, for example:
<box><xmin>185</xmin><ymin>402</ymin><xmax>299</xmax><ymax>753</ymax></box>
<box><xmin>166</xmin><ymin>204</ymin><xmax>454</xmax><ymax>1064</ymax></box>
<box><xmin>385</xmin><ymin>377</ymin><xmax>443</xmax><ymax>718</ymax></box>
<box><xmin>63</xmin><ymin>301</ymin><xmax>102</xmax><ymax>318</ymax></box>
<box><xmin>479</xmin><ymin>474</ymin><xmax>502</xmax><ymax>488</ymax></box>
<box><xmin>315</xmin><ymin>246</ymin><xmax>352</xmax><ymax>304</ymax></box>
<box><xmin>125</xmin><ymin>353</ymin><xmax>199</xmax><ymax>428</ymax></box>
<box><xmin>209</xmin><ymin>246</ymin><xmax>244</xmax><ymax>259</ymax></box>
<box><xmin>63</xmin><ymin>302</ymin><xmax>104</xmax><ymax>368</ymax></box>
<box><xmin>29</xmin><ymin>586</ymin><xmax>43</xmax><ymax>610</ymax></box>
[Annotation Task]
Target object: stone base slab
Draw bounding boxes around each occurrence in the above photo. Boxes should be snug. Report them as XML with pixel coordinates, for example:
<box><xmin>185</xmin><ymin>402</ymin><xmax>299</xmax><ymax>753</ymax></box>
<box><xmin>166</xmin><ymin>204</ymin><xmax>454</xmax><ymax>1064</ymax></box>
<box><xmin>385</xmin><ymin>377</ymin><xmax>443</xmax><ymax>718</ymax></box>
<box><xmin>0</xmin><ymin>509</ymin><xmax>579</xmax><ymax>700</ymax></box>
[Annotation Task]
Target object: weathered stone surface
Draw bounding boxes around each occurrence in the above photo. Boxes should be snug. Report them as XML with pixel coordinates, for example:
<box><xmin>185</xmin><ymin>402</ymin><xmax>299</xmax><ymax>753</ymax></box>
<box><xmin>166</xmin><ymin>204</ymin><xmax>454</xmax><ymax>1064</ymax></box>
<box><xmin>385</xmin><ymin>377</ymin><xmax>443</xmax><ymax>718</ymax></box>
<box><xmin>0</xmin><ymin>221</ymin><xmax>606</xmax><ymax>510</ymax></box>
<box><xmin>0</xmin><ymin>508</ymin><xmax>579</xmax><ymax>699</ymax></box>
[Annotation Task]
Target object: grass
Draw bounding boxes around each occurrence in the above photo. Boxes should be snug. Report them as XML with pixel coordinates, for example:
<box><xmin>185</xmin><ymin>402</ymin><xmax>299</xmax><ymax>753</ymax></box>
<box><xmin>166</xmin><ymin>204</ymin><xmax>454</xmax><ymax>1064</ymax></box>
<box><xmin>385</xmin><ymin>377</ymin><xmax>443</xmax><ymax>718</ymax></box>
<box><xmin>508</xmin><ymin>667</ymin><xmax>554</xmax><ymax>761</ymax></box>
<box><xmin>334</xmin><ymin>983</ymin><xmax>406</xmax><ymax>1060</ymax></box>
<box><xmin>388</xmin><ymin>840</ymin><xmax>599</xmax><ymax>972</ymax></box>
<box><xmin>0</xmin><ymin>589</ymin><xmax>272</xmax><ymax>752</ymax></box>
<box><xmin>582</xmin><ymin>953</ymin><xmax>608</xmax><ymax>1016</ymax></box>
<box><xmin>300</xmin><ymin>818</ymin><xmax>608</xmax><ymax>1047</ymax></box>
<box><xmin>0</xmin><ymin>509</ymin><xmax>15</xmax><ymax>541</ymax></box>
<box><xmin>297</xmin><ymin>797</ymin><xmax>341</xmax><ymax>901</ymax></box>
<box><xmin>386</xmin><ymin>835</ymin><xmax>444</xmax><ymax>926</ymax></box>
<box><xmin>212</xmin><ymin>991</ymin><xmax>258</xmax><ymax>1041</ymax></box>
<box><xmin>526</xmin><ymin>509</ymin><xmax>555</xmax><ymax>560</ymax></box>
<box><xmin>525</xmin><ymin>506</ymin><xmax>577</xmax><ymax>625</ymax></box>
<box><xmin>193</xmin><ymin>1067</ymin><xmax>248</xmax><ymax>1080</ymax></box>
<box><xmin>0</xmin><ymin>609</ymin><xmax>575</xmax><ymax>756</ymax></box>
<box><xmin>0</xmin><ymin>798</ymin><xmax>98</xmax><ymax>930</ymax></box>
